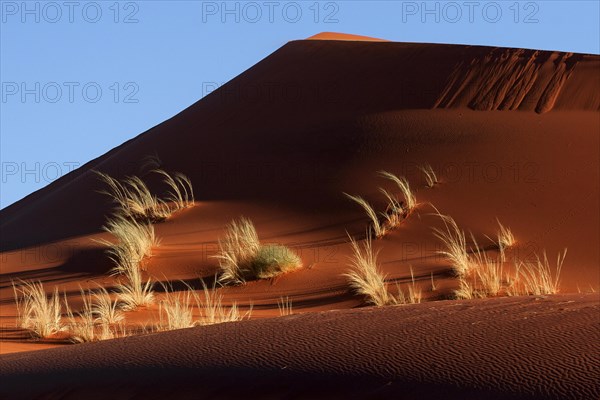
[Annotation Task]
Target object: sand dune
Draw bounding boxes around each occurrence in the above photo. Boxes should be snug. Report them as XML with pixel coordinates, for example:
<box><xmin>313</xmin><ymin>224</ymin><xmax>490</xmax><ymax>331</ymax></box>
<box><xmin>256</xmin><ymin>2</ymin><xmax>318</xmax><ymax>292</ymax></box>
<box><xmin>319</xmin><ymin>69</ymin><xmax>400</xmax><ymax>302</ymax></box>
<box><xmin>1</xmin><ymin>295</ymin><xmax>598</xmax><ymax>399</ymax></box>
<box><xmin>1</xmin><ymin>40</ymin><xmax>598</xmax><ymax>252</ymax></box>
<box><xmin>1</xmin><ymin>34</ymin><xmax>598</xmax><ymax>398</ymax></box>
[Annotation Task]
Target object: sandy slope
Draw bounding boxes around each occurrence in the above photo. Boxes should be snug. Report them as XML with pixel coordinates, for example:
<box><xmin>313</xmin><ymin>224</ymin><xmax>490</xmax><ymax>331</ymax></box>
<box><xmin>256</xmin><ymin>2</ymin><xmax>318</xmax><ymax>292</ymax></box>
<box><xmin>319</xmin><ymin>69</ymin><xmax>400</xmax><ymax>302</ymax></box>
<box><xmin>0</xmin><ymin>35</ymin><xmax>598</xmax><ymax>397</ymax></box>
<box><xmin>1</xmin><ymin>294</ymin><xmax>598</xmax><ymax>400</ymax></box>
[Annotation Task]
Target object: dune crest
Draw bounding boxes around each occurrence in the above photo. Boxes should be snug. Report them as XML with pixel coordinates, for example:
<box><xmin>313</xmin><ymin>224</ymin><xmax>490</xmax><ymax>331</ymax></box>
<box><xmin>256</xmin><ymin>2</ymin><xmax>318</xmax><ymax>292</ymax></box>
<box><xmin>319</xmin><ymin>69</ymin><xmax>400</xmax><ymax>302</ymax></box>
<box><xmin>306</xmin><ymin>32</ymin><xmax>387</xmax><ymax>41</ymax></box>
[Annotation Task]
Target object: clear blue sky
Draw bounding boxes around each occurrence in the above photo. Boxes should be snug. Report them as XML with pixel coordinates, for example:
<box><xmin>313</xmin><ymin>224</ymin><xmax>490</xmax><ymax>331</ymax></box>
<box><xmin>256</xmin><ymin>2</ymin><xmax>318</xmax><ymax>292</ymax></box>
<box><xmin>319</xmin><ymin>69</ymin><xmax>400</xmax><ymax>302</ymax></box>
<box><xmin>1</xmin><ymin>0</ymin><xmax>599</xmax><ymax>208</ymax></box>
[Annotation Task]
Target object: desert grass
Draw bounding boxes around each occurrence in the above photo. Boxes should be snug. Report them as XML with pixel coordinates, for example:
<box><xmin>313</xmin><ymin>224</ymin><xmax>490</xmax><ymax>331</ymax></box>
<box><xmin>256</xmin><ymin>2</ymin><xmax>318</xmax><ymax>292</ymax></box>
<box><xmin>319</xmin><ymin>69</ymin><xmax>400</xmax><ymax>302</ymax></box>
<box><xmin>96</xmin><ymin>169</ymin><xmax>194</xmax><ymax>221</ymax></box>
<box><xmin>344</xmin><ymin>193</ymin><xmax>386</xmax><ymax>238</ymax></box>
<box><xmin>98</xmin><ymin>214</ymin><xmax>157</xmax><ymax>274</ymax></box>
<box><xmin>95</xmin><ymin>171</ymin><xmax>171</xmax><ymax>221</ymax></box>
<box><xmin>454</xmin><ymin>276</ymin><xmax>476</xmax><ymax>300</ymax></box>
<box><xmin>430</xmin><ymin>272</ymin><xmax>437</xmax><ymax>291</ymax></box>
<box><xmin>496</xmin><ymin>219</ymin><xmax>515</xmax><ymax>261</ymax></box>
<box><xmin>344</xmin><ymin>234</ymin><xmax>394</xmax><ymax>306</ymax></box>
<box><xmin>432</xmin><ymin>213</ymin><xmax>472</xmax><ymax>276</ymax></box>
<box><xmin>64</xmin><ymin>291</ymin><xmax>96</xmax><ymax>343</ymax></box>
<box><xmin>153</xmin><ymin>169</ymin><xmax>195</xmax><ymax>210</ymax></box>
<box><xmin>378</xmin><ymin>171</ymin><xmax>417</xmax><ymax>214</ymax></box>
<box><xmin>378</xmin><ymin>188</ymin><xmax>404</xmax><ymax>230</ymax></box>
<box><xmin>248</xmin><ymin>245</ymin><xmax>302</xmax><ymax>280</ymax></box>
<box><xmin>472</xmin><ymin>250</ymin><xmax>504</xmax><ymax>297</ymax></box>
<box><xmin>12</xmin><ymin>280</ymin><xmax>63</xmax><ymax>338</ymax></box>
<box><xmin>396</xmin><ymin>267</ymin><xmax>422</xmax><ymax>304</ymax></box>
<box><xmin>215</xmin><ymin>218</ymin><xmax>302</xmax><ymax>284</ymax></box>
<box><xmin>419</xmin><ymin>164</ymin><xmax>438</xmax><ymax>188</ymax></box>
<box><xmin>115</xmin><ymin>265</ymin><xmax>155</xmax><ymax>311</ymax></box>
<box><xmin>198</xmin><ymin>281</ymin><xmax>251</xmax><ymax>325</ymax></box>
<box><xmin>215</xmin><ymin>218</ymin><xmax>261</xmax><ymax>284</ymax></box>
<box><xmin>277</xmin><ymin>296</ymin><xmax>293</xmax><ymax>316</ymax></box>
<box><xmin>91</xmin><ymin>286</ymin><xmax>124</xmax><ymax>325</ymax></box>
<box><xmin>159</xmin><ymin>284</ymin><xmax>197</xmax><ymax>331</ymax></box>
<box><xmin>158</xmin><ymin>280</ymin><xmax>251</xmax><ymax>329</ymax></box>
<box><xmin>510</xmin><ymin>250</ymin><xmax>567</xmax><ymax>295</ymax></box>
<box><xmin>64</xmin><ymin>289</ymin><xmax>115</xmax><ymax>343</ymax></box>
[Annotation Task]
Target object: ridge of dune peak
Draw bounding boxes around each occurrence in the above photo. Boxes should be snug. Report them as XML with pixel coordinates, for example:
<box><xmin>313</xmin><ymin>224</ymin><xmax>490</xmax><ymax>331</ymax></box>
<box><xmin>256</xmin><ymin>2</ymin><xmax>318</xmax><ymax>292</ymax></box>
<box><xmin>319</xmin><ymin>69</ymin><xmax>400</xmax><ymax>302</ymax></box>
<box><xmin>306</xmin><ymin>32</ymin><xmax>388</xmax><ymax>42</ymax></box>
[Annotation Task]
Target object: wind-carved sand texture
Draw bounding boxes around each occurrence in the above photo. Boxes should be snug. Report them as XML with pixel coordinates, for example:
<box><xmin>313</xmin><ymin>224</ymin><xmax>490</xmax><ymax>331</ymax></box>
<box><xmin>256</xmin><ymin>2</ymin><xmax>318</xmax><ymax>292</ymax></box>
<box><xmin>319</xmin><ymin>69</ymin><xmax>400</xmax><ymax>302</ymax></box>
<box><xmin>1</xmin><ymin>295</ymin><xmax>598</xmax><ymax>399</ymax></box>
<box><xmin>434</xmin><ymin>49</ymin><xmax>598</xmax><ymax>113</ymax></box>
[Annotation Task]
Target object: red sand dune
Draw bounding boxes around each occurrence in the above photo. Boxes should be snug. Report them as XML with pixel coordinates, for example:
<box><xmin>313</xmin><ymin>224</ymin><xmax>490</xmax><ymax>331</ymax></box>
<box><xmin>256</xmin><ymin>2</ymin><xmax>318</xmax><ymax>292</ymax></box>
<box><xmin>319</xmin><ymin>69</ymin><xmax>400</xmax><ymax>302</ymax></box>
<box><xmin>0</xmin><ymin>34</ymin><xmax>598</xmax><ymax>398</ymax></box>
<box><xmin>1</xmin><ymin>295</ymin><xmax>599</xmax><ymax>400</ymax></box>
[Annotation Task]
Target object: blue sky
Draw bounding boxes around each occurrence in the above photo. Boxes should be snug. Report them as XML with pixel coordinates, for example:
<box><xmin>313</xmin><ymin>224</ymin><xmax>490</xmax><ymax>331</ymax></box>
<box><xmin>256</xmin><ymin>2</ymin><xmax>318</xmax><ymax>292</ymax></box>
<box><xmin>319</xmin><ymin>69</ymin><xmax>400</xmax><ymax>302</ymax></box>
<box><xmin>1</xmin><ymin>0</ymin><xmax>599</xmax><ymax>208</ymax></box>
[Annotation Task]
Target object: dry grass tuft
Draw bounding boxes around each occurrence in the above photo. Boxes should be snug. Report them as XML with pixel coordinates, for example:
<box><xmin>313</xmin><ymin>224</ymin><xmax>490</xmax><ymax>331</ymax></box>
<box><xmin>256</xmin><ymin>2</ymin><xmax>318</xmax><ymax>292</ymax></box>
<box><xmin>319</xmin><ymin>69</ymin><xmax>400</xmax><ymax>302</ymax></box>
<box><xmin>454</xmin><ymin>276</ymin><xmax>476</xmax><ymax>300</ymax></box>
<box><xmin>115</xmin><ymin>265</ymin><xmax>155</xmax><ymax>311</ymax></box>
<box><xmin>215</xmin><ymin>218</ymin><xmax>302</xmax><ymax>284</ymax></box>
<box><xmin>496</xmin><ymin>219</ymin><xmax>515</xmax><ymax>260</ymax></box>
<box><xmin>215</xmin><ymin>218</ymin><xmax>261</xmax><ymax>285</ymax></box>
<box><xmin>95</xmin><ymin>171</ymin><xmax>171</xmax><ymax>221</ymax></box>
<box><xmin>91</xmin><ymin>286</ymin><xmax>124</xmax><ymax>325</ymax></box>
<box><xmin>198</xmin><ymin>281</ymin><xmax>251</xmax><ymax>325</ymax></box>
<box><xmin>98</xmin><ymin>214</ymin><xmax>158</xmax><ymax>275</ymax></box>
<box><xmin>248</xmin><ymin>245</ymin><xmax>303</xmax><ymax>280</ymax></box>
<box><xmin>378</xmin><ymin>188</ymin><xmax>404</xmax><ymax>230</ymax></box>
<box><xmin>12</xmin><ymin>280</ymin><xmax>63</xmax><ymax>338</ymax></box>
<box><xmin>277</xmin><ymin>296</ymin><xmax>293</xmax><ymax>316</ymax></box>
<box><xmin>396</xmin><ymin>267</ymin><xmax>422</xmax><ymax>304</ymax></box>
<box><xmin>419</xmin><ymin>164</ymin><xmax>438</xmax><ymax>188</ymax></box>
<box><xmin>430</xmin><ymin>272</ymin><xmax>437</xmax><ymax>291</ymax></box>
<box><xmin>153</xmin><ymin>169</ymin><xmax>195</xmax><ymax>210</ymax></box>
<box><xmin>510</xmin><ymin>250</ymin><xmax>567</xmax><ymax>295</ymax></box>
<box><xmin>378</xmin><ymin>171</ymin><xmax>417</xmax><ymax>214</ymax></box>
<box><xmin>158</xmin><ymin>280</ymin><xmax>251</xmax><ymax>330</ymax></box>
<box><xmin>344</xmin><ymin>193</ymin><xmax>386</xmax><ymax>238</ymax></box>
<box><xmin>344</xmin><ymin>234</ymin><xmax>394</xmax><ymax>306</ymax></box>
<box><xmin>64</xmin><ymin>288</ymin><xmax>115</xmax><ymax>343</ymax></box>
<box><xmin>471</xmin><ymin>250</ymin><xmax>504</xmax><ymax>297</ymax></box>
<box><xmin>159</xmin><ymin>284</ymin><xmax>196</xmax><ymax>331</ymax></box>
<box><xmin>95</xmin><ymin>169</ymin><xmax>194</xmax><ymax>222</ymax></box>
<box><xmin>432</xmin><ymin>213</ymin><xmax>472</xmax><ymax>277</ymax></box>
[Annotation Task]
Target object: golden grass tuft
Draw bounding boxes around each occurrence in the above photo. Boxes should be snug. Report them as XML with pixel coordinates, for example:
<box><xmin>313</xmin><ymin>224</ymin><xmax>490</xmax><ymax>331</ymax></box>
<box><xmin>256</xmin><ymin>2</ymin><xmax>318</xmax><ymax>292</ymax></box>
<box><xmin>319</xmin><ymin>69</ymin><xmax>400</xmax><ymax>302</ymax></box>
<box><xmin>344</xmin><ymin>193</ymin><xmax>386</xmax><ymax>238</ymax></box>
<box><xmin>198</xmin><ymin>280</ymin><xmax>251</xmax><ymax>325</ymax></box>
<box><xmin>12</xmin><ymin>280</ymin><xmax>63</xmax><ymax>338</ymax></box>
<box><xmin>95</xmin><ymin>169</ymin><xmax>194</xmax><ymax>222</ymax></box>
<box><xmin>153</xmin><ymin>169</ymin><xmax>195</xmax><ymax>210</ymax></box>
<box><xmin>378</xmin><ymin>171</ymin><xmax>417</xmax><ymax>214</ymax></box>
<box><xmin>419</xmin><ymin>164</ymin><xmax>438</xmax><ymax>188</ymax></box>
<box><xmin>115</xmin><ymin>264</ymin><xmax>155</xmax><ymax>311</ymax></box>
<box><xmin>432</xmin><ymin>213</ymin><xmax>472</xmax><ymax>277</ymax></box>
<box><xmin>215</xmin><ymin>218</ymin><xmax>261</xmax><ymax>284</ymax></box>
<box><xmin>98</xmin><ymin>214</ymin><xmax>158</xmax><ymax>275</ymax></box>
<box><xmin>95</xmin><ymin>171</ymin><xmax>171</xmax><ymax>221</ymax></box>
<box><xmin>378</xmin><ymin>188</ymin><xmax>404</xmax><ymax>231</ymax></box>
<box><xmin>396</xmin><ymin>267</ymin><xmax>422</xmax><ymax>304</ymax></box>
<box><xmin>344</xmin><ymin>234</ymin><xmax>394</xmax><ymax>306</ymax></box>
<box><xmin>277</xmin><ymin>296</ymin><xmax>293</xmax><ymax>316</ymax></box>
<box><xmin>91</xmin><ymin>286</ymin><xmax>124</xmax><ymax>325</ymax></box>
<box><xmin>159</xmin><ymin>284</ymin><xmax>196</xmax><ymax>331</ymax></box>
<box><xmin>454</xmin><ymin>276</ymin><xmax>476</xmax><ymax>300</ymax></box>
<box><xmin>215</xmin><ymin>218</ymin><xmax>302</xmax><ymax>284</ymax></box>
<box><xmin>158</xmin><ymin>280</ymin><xmax>251</xmax><ymax>330</ymax></box>
<box><xmin>496</xmin><ymin>219</ymin><xmax>515</xmax><ymax>261</ymax></box>
<box><xmin>509</xmin><ymin>250</ymin><xmax>567</xmax><ymax>295</ymax></box>
<box><xmin>64</xmin><ymin>288</ymin><xmax>115</xmax><ymax>343</ymax></box>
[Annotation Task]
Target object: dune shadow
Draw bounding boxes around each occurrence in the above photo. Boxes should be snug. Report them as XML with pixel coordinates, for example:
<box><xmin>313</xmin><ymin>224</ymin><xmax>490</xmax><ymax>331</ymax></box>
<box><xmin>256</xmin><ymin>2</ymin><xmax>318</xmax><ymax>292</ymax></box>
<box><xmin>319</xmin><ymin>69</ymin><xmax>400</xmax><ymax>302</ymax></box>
<box><xmin>0</xmin><ymin>247</ymin><xmax>113</xmax><ymax>293</ymax></box>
